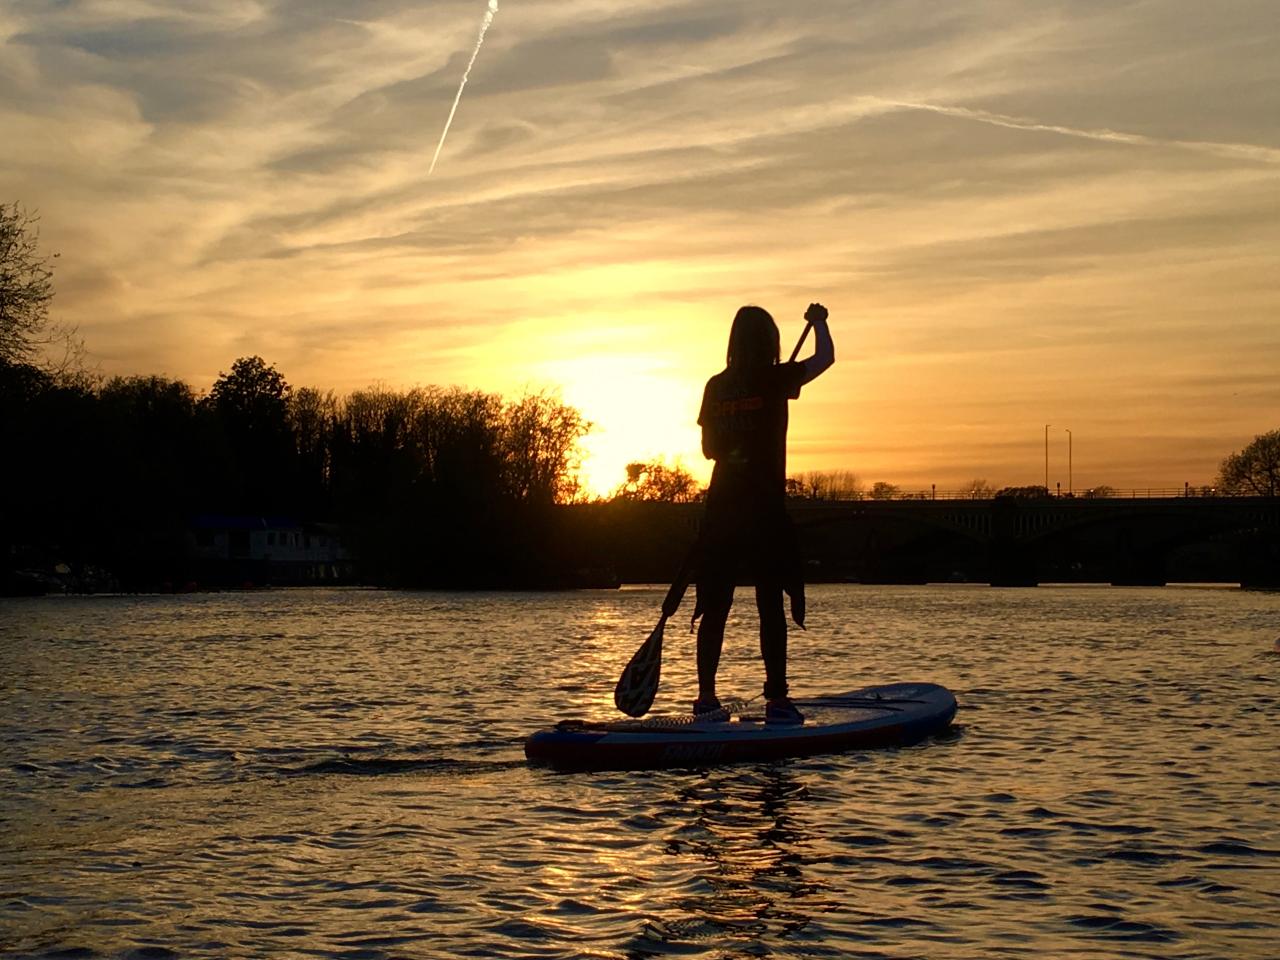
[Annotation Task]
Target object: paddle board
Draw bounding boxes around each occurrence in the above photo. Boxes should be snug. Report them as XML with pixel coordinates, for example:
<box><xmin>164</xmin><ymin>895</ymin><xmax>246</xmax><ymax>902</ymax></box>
<box><xmin>525</xmin><ymin>682</ymin><xmax>957</xmax><ymax>770</ymax></box>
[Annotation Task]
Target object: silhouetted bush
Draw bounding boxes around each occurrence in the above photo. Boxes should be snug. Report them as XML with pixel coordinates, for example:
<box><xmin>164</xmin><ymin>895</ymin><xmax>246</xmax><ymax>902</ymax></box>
<box><xmin>995</xmin><ymin>485</ymin><xmax>1052</xmax><ymax>499</ymax></box>
<box><xmin>613</xmin><ymin>459</ymin><xmax>701</xmax><ymax>503</ymax></box>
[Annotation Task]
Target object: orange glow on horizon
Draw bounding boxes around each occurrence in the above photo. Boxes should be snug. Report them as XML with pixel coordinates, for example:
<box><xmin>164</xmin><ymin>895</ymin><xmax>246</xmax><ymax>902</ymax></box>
<box><xmin>530</xmin><ymin>352</ymin><xmax>710</xmax><ymax>501</ymax></box>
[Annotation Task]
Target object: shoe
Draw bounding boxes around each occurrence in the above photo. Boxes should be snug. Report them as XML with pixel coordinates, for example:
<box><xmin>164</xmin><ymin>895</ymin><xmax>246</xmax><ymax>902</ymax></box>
<box><xmin>765</xmin><ymin>697</ymin><xmax>804</xmax><ymax>726</ymax></box>
<box><xmin>692</xmin><ymin>695</ymin><xmax>723</xmax><ymax>717</ymax></box>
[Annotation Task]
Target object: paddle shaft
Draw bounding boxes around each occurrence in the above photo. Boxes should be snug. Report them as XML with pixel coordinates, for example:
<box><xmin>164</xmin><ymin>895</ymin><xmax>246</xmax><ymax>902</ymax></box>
<box><xmin>787</xmin><ymin>319</ymin><xmax>814</xmax><ymax>364</ymax></box>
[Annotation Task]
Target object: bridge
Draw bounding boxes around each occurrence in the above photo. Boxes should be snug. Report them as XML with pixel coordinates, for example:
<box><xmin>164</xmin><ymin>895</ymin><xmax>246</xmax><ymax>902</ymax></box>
<box><xmin>562</xmin><ymin>496</ymin><xmax>1280</xmax><ymax>587</ymax></box>
<box><xmin>785</xmin><ymin>496</ymin><xmax>1280</xmax><ymax>587</ymax></box>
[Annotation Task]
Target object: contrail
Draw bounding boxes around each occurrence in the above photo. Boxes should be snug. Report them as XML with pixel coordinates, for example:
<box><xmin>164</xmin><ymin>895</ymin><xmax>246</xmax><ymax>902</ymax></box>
<box><xmin>429</xmin><ymin>0</ymin><xmax>499</xmax><ymax>176</ymax></box>
<box><xmin>879</xmin><ymin>98</ymin><xmax>1280</xmax><ymax>166</ymax></box>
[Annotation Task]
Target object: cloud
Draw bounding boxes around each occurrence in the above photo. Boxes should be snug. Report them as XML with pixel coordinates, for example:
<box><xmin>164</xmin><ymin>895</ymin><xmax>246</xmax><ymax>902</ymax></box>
<box><xmin>2</xmin><ymin>0</ymin><xmax>1278</xmax><ymax>487</ymax></box>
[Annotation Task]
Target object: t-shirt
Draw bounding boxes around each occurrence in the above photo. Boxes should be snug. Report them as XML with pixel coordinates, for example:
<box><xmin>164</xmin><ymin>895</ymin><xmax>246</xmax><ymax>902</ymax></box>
<box><xmin>698</xmin><ymin>361</ymin><xmax>808</xmax><ymax>512</ymax></box>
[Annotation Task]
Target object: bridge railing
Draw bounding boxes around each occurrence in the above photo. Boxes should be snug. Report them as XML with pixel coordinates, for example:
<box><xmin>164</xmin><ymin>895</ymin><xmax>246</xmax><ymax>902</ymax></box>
<box><xmin>787</xmin><ymin>485</ymin><xmax>1226</xmax><ymax>502</ymax></box>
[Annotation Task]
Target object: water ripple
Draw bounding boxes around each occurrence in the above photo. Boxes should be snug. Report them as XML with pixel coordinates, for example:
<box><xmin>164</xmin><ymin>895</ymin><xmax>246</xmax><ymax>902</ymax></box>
<box><xmin>2</xmin><ymin>585</ymin><xmax>1278</xmax><ymax>958</ymax></box>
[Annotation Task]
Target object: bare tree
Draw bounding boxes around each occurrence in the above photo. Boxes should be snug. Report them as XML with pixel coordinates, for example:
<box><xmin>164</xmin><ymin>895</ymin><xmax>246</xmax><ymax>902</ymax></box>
<box><xmin>0</xmin><ymin>203</ymin><xmax>56</xmax><ymax>365</ymax></box>
<box><xmin>960</xmin><ymin>478</ymin><xmax>996</xmax><ymax>499</ymax></box>
<box><xmin>789</xmin><ymin>469</ymin><xmax>864</xmax><ymax>500</ymax></box>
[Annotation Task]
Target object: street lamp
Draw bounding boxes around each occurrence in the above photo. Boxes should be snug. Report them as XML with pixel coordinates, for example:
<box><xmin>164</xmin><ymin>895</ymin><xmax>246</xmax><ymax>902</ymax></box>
<box><xmin>1044</xmin><ymin>424</ymin><xmax>1051</xmax><ymax>493</ymax></box>
<box><xmin>1065</xmin><ymin>428</ymin><xmax>1073</xmax><ymax>496</ymax></box>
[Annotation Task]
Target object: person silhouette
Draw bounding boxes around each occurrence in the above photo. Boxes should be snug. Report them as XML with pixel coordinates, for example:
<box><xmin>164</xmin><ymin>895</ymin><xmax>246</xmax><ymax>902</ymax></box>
<box><xmin>693</xmin><ymin>303</ymin><xmax>834</xmax><ymax>724</ymax></box>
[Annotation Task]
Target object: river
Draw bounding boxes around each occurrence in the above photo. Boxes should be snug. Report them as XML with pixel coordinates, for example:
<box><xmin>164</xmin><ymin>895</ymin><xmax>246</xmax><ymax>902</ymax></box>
<box><xmin>2</xmin><ymin>585</ymin><xmax>1277</xmax><ymax>958</ymax></box>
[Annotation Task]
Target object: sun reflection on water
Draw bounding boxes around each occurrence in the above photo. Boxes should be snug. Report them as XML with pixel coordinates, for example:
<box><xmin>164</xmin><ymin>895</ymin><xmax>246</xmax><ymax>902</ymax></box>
<box><xmin>647</xmin><ymin>765</ymin><xmax>823</xmax><ymax>945</ymax></box>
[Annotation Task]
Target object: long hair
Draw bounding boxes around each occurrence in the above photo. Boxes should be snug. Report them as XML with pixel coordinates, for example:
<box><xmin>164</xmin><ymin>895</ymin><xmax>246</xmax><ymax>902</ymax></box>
<box><xmin>726</xmin><ymin>305</ymin><xmax>780</xmax><ymax>370</ymax></box>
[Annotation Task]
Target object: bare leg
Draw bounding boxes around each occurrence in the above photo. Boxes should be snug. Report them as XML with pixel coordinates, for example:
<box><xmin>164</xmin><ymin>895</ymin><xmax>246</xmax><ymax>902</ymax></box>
<box><xmin>696</xmin><ymin>579</ymin><xmax>734</xmax><ymax>700</ymax></box>
<box><xmin>756</xmin><ymin>580</ymin><xmax>788</xmax><ymax>699</ymax></box>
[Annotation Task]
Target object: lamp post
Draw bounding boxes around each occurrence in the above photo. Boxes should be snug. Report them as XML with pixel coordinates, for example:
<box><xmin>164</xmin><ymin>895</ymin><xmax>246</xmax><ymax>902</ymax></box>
<box><xmin>1065</xmin><ymin>428</ymin><xmax>1073</xmax><ymax>496</ymax></box>
<box><xmin>1044</xmin><ymin>424</ymin><xmax>1051</xmax><ymax>493</ymax></box>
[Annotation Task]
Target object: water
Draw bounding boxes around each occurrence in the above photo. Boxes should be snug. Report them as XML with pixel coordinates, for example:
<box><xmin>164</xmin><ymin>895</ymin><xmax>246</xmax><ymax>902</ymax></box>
<box><xmin>2</xmin><ymin>585</ymin><xmax>1277</xmax><ymax>959</ymax></box>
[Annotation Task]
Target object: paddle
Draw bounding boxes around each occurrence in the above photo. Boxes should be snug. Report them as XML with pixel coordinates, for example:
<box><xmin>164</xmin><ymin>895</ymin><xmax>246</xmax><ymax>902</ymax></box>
<box><xmin>612</xmin><ymin>310</ymin><xmax>819</xmax><ymax>717</ymax></box>
<box><xmin>613</xmin><ymin>551</ymin><xmax>696</xmax><ymax>717</ymax></box>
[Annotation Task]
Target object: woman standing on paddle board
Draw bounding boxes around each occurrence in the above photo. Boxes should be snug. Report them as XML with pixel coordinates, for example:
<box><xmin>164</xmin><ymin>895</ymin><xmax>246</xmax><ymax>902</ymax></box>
<box><xmin>694</xmin><ymin>303</ymin><xmax>834</xmax><ymax>724</ymax></box>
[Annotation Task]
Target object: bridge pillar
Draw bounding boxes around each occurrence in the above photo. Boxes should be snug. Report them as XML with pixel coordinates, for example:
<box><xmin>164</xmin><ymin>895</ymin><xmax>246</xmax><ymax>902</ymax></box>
<box><xmin>987</xmin><ymin>499</ymin><xmax>1039</xmax><ymax>586</ymax></box>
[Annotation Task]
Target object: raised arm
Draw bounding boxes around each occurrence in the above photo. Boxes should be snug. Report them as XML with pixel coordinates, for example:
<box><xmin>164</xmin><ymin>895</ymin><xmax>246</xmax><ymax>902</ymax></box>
<box><xmin>799</xmin><ymin>302</ymin><xmax>834</xmax><ymax>385</ymax></box>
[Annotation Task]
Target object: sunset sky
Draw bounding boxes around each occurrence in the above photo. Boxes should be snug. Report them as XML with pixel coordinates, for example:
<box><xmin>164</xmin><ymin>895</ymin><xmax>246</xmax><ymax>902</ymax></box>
<box><xmin>3</xmin><ymin>0</ymin><xmax>1277</xmax><ymax>497</ymax></box>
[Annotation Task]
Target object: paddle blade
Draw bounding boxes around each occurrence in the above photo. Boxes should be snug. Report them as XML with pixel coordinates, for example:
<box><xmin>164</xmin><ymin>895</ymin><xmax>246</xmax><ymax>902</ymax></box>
<box><xmin>614</xmin><ymin>619</ymin><xmax>665</xmax><ymax>717</ymax></box>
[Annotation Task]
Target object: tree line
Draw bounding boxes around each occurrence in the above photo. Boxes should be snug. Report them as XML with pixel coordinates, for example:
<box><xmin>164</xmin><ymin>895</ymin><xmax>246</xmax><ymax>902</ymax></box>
<box><xmin>1</xmin><ymin>354</ymin><xmax>588</xmax><ymax>588</ymax></box>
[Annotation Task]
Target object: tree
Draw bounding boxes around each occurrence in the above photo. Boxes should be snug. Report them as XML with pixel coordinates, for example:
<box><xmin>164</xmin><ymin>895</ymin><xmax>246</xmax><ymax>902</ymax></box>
<box><xmin>995</xmin><ymin>485</ymin><xmax>1051</xmax><ymax>499</ymax></box>
<box><xmin>500</xmin><ymin>391</ymin><xmax>591</xmax><ymax>505</ymax></box>
<box><xmin>207</xmin><ymin>356</ymin><xmax>291</xmax><ymax>427</ymax></box>
<box><xmin>870</xmin><ymin>481</ymin><xmax>900</xmax><ymax>500</ymax></box>
<box><xmin>0</xmin><ymin>203</ymin><xmax>56</xmax><ymax>365</ymax></box>
<box><xmin>330</xmin><ymin>385</ymin><xmax>436</xmax><ymax>519</ymax></box>
<box><xmin>98</xmin><ymin>375</ymin><xmax>210</xmax><ymax>518</ymax></box>
<box><xmin>205</xmin><ymin>356</ymin><xmax>294</xmax><ymax>511</ymax></box>
<box><xmin>1218</xmin><ymin>429</ymin><xmax>1280</xmax><ymax>496</ymax></box>
<box><xmin>788</xmin><ymin>470</ymin><xmax>863</xmax><ymax>500</ymax></box>
<box><xmin>960</xmin><ymin>478</ymin><xmax>996</xmax><ymax>499</ymax></box>
<box><xmin>289</xmin><ymin>386</ymin><xmax>338</xmax><ymax>515</ymax></box>
<box><xmin>614</xmin><ymin>459</ymin><xmax>701</xmax><ymax>503</ymax></box>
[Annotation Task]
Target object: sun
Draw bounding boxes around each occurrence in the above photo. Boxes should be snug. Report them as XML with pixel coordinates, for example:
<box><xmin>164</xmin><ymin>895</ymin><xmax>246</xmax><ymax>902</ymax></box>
<box><xmin>440</xmin><ymin>269</ymin><xmax>729</xmax><ymax>500</ymax></box>
<box><xmin>548</xmin><ymin>354</ymin><xmax>710</xmax><ymax>500</ymax></box>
